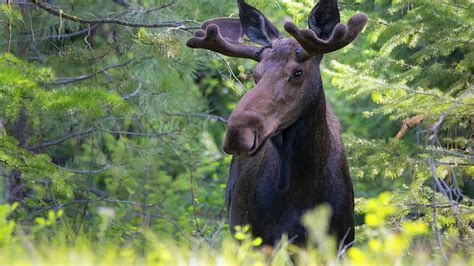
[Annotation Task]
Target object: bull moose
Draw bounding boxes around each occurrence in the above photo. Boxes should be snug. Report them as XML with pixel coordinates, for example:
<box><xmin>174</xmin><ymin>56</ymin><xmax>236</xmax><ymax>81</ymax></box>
<box><xmin>186</xmin><ymin>0</ymin><xmax>368</xmax><ymax>247</ymax></box>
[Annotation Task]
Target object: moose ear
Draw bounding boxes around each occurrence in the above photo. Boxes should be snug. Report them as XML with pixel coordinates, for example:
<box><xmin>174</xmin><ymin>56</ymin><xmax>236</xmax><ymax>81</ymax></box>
<box><xmin>238</xmin><ymin>0</ymin><xmax>281</xmax><ymax>47</ymax></box>
<box><xmin>308</xmin><ymin>0</ymin><xmax>341</xmax><ymax>40</ymax></box>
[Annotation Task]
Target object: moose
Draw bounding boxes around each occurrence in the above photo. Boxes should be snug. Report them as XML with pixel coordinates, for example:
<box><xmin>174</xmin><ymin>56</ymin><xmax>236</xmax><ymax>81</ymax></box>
<box><xmin>187</xmin><ymin>0</ymin><xmax>368</xmax><ymax>247</ymax></box>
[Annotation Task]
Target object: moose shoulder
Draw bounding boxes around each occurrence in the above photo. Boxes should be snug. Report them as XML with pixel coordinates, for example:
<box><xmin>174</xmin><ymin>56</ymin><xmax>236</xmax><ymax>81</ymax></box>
<box><xmin>187</xmin><ymin>0</ymin><xmax>368</xmax><ymax>247</ymax></box>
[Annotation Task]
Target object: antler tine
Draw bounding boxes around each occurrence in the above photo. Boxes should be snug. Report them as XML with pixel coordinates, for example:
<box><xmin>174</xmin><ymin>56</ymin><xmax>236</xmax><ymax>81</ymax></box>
<box><xmin>284</xmin><ymin>13</ymin><xmax>368</xmax><ymax>56</ymax></box>
<box><xmin>186</xmin><ymin>24</ymin><xmax>263</xmax><ymax>61</ymax></box>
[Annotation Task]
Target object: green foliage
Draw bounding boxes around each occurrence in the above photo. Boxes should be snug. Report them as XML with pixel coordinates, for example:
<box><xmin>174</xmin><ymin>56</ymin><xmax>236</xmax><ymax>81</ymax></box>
<box><xmin>323</xmin><ymin>0</ymin><xmax>474</xmax><ymax>258</ymax></box>
<box><xmin>0</xmin><ymin>53</ymin><xmax>54</xmax><ymax>120</ymax></box>
<box><xmin>0</xmin><ymin>135</ymin><xmax>73</xmax><ymax>199</ymax></box>
<box><xmin>0</xmin><ymin>202</ymin><xmax>472</xmax><ymax>265</ymax></box>
<box><xmin>0</xmin><ymin>203</ymin><xmax>16</xmax><ymax>246</ymax></box>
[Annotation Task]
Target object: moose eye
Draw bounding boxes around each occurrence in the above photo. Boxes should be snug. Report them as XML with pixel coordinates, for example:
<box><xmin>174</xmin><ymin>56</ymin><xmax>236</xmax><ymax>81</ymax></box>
<box><xmin>291</xmin><ymin>70</ymin><xmax>303</xmax><ymax>80</ymax></box>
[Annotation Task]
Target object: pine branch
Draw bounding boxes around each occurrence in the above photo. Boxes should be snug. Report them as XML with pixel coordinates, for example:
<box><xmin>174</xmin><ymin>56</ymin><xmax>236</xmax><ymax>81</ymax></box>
<box><xmin>59</xmin><ymin>164</ymin><xmax>111</xmax><ymax>174</ymax></box>
<box><xmin>395</xmin><ymin>115</ymin><xmax>425</xmax><ymax>140</ymax></box>
<box><xmin>403</xmin><ymin>203</ymin><xmax>472</xmax><ymax>210</ymax></box>
<box><xmin>165</xmin><ymin>112</ymin><xmax>228</xmax><ymax>123</ymax></box>
<box><xmin>28</xmin><ymin>127</ymin><xmax>96</xmax><ymax>150</ymax></box>
<box><xmin>43</xmin><ymin>1</ymin><xmax>177</xmax><ymax>39</ymax></box>
<box><xmin>31</xmin><ymin>0</ymin><xmax>194</xmax><ymax>29</ymax></box>
<box><xmin>112</xmin><ymin>0</ymin><xmax>130</xmax><ymax>8</ymax></box>
<box><xmin>28</xmin><ymin>126</ymin><xmax>176</xmax><ymax>151</ymax></box>
<box><xmin>144</xmin><ymin>1</ymin><xmax>177</xmax><ymax>12</ymax></box>
<box><xmin>28</xmin><ymin>197</ymin><xmax>162</xmax><ymax>211</ymax></box>
<box><xmin>98</xmin><ymin>127</ymin><xmax>179</xmax><ymax>137</ymax></box>
<box><xmin>426</xmin><ymin>93</ymin><xmax>471</xmax><ymax>262</ymax></box>
<box><xmin>121</xmin><ymin>82</ymin><xmax>166</xmax><ymax>100</ymax></box>
<box><xmin>46</xmin><ymin>60</ymin><xmax>132</xmax><ymax>86</ymax></box>
<box><xmin>45</xmin><ymin>24</ymin><xmax>100</xmax><ymax>40</ymax></box>
<box><xmin>435</xmin><ymin>161</ymin><xmax>474</xmax><ymax>166</ymax></box>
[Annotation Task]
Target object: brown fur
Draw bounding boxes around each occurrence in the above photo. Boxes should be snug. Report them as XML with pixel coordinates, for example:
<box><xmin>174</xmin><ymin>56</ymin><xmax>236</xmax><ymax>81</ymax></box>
<box><xmin>186</xmin><ymin>0</ymin><xmax>368</xmax><ymax>248</ymax></box>
<box><xmin>224</xmin><ymin>42</ymin><xmax>354</xmax><ymax>246</ymax></box>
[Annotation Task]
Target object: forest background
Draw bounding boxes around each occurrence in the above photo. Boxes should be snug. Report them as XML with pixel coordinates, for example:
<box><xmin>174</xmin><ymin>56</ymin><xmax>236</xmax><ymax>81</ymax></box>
<box><xmin>0</xmin><ymin>0</ymin><xmax>472</xmax><ymax>265</ymax></box>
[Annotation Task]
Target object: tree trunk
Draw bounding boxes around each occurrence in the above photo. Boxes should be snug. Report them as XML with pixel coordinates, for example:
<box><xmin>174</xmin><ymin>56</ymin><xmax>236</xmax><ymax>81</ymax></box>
<box><xmin>8</xmin><ymin>107</ymin><xmax>28</xmax><ymax>204</ymax></box>
<box><xmin>7</xmin><ymin>3</ymin><xmax>32</xmax><ymax>204</ymax></box>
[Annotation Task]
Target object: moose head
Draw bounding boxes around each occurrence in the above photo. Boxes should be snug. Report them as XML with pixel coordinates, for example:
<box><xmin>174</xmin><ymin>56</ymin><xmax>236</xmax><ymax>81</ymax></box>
<box><xmin>187</xmin><ymin>0</ymin><xmax>368</xmax><ymax>156</ymax></box>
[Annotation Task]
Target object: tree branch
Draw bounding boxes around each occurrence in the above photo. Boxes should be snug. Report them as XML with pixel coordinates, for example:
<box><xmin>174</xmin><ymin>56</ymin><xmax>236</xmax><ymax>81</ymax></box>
<box><xmin>165</xmin><ymin>112</ymin><xmax>228</xmax><ymax>123</ymax></box>
<box><xmin>112</xmin><ymin>0</ymin><xmax>130</xmax><ymax>8</ymax></box>
<box><xmin>28</xmin><ymin>127</ymin><xmax>96</xmax><ymax>150</ymax></box>
<box><xmin>336</xmin><ymin>228</ymin><xmax>355</xmax><ymax>263</ymax></box>
<box><xmin>28</xmin><ymin>197</ymin><xmax>162</xmax><ymax>211</ymax></box>
<box><xmin>438</xmin><ymin>148</ymin><xmax>474</xmax><ymax>159</ymax></box>
<box><xmin>98</xmin><ymin>127</ymin><xmax>179</xmax><ymax>138</ymax></box>
<box><xmin>59</xmin><ymin>164</ymin><xmax>111</xmax><ymax>174</ymax></box>
<box><xmin>395</xmin><ymin>115</ymin><xmax>425</xmax><ymax>140</ymax></box>
<box><xmin>403</xmin><ymin>203</ymin><xmax>472</xmax><ymax>210</ymax></box>
<box><xmin>45</xmin><ymin>24</ymin><xmax>100</xmax><ymax>40</ymax></box>
<box><xmin>145</xmin><ymin>1</ymin><xmax>177</xmax><ymax>12</ymax></box>
<box><xmin>46</xmin><ymin>60</ymin><xmax>132</xmax><ymax>86</ymax></box>
<box><xmin>425</xmin><ymin>93</ymin><xmax>470</xmax><ymax>262</ymax></box>
<box><xmin>44</xmin><ymin>1</ymin><xmax>179</xmax><ymax>40</ymax></box>
<box><xmin>435</xmin><ymin>161</ymin><xmax>474</xmax><ymax>166</ymax></box>
<box><xmin>31</xmin><ymin>0</ymin><xmax>194</xmax><ymax>29</ymax></box>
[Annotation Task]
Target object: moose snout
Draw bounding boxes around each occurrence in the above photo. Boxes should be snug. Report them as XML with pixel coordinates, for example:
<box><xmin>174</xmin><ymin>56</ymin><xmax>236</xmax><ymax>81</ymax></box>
<box><xmin>223</xmin><ymin>112</ymin><xmax>266</xmax><ymax>156</ymax></box>
<box><xmin>223</xmin><ymin>127</ymin><xmax>258</xmax><ymax>155</ymax></box>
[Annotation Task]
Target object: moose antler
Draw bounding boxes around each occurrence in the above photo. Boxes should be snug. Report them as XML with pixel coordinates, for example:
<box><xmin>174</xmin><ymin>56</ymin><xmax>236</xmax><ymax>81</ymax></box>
<box><xmin>284</xmin><ymin>13</ymin><xmax>368</xmax><ymax>56</ymax></box>
<box><xmin>186</xmin><ymin>18</ymin><xmax>264</xmax><ymax>61</ymax></box>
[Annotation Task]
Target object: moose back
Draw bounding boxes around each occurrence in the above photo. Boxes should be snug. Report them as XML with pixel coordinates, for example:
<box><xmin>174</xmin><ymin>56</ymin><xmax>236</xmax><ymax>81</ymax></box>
<box><xmin>187</xmin><ymin>0</ymin><xmax>368</xmax><ymax>247</ymax></box>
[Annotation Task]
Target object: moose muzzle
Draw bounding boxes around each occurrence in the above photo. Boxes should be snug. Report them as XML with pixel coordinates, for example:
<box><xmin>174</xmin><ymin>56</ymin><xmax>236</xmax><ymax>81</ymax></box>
<box><xmin>223</xmin><ymin>111</ymin><xmax>267</xmax><ymax>156</ymax></box>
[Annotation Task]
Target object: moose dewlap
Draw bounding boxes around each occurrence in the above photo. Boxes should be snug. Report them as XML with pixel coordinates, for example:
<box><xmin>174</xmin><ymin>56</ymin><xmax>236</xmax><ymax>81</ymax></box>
<box><xmin>187</xmin><ymin>0</ymin><xmax>368</xmax><ymax>247</ymax></box>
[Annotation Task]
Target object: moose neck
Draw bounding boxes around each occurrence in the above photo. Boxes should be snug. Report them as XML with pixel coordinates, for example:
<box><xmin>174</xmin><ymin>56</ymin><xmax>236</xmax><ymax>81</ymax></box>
<box><xmin>272</xmin><ymin>57</ymin><xmax>331</xmax><ymax>190</ymax></box>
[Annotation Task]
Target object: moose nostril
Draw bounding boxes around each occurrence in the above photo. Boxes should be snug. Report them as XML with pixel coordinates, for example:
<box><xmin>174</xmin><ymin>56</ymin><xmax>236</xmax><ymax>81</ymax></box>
<box><xmin>223</xmin><ymin>127</ymin><xmax>260</xmax><ymax>156</ymax></box>
<box><xmin>248</xmin><ymin>130</ymin><xmax>259</xmax><ymax>155</ymax></box>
